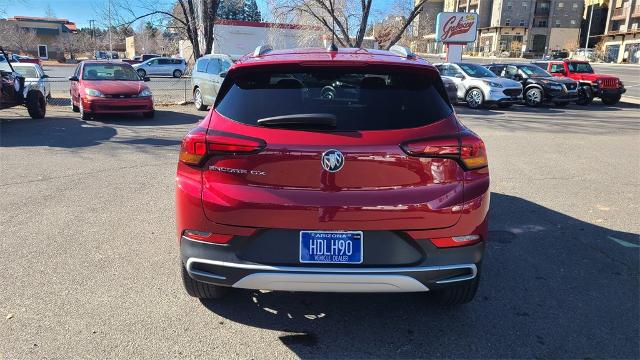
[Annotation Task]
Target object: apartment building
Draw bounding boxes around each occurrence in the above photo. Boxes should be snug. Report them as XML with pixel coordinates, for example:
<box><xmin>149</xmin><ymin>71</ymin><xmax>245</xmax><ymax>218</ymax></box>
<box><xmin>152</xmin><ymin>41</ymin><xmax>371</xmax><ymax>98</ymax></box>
<box><xmin>600</xmin><ymin>0</ymin><xmax>640</xmax><ymax>62</ymax></box>
<box><xmin>414</xmin><ymin>0</ymin><xmax>584</xmax><ymax>56</ymax></box>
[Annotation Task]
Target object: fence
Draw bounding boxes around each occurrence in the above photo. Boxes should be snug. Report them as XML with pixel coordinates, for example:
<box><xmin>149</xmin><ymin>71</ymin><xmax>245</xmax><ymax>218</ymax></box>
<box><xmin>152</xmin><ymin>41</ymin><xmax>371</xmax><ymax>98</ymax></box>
<box><xmin>46</xmin><ymin>77</ymin><xmax>194</xmax><ymax>106</ymax></box>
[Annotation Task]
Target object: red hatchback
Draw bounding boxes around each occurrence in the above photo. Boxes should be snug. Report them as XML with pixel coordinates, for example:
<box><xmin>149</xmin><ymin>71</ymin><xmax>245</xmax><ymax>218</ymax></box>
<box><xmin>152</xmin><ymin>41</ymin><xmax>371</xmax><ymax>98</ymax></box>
<box><xmin>69</xmin><ymin>61</ymin><xmax>154</xmax><ymax>120</ymax></box>
<box><xmin>177</xmin><ymin>47</ymin><xmax>490</xmax><ymax>305</ymax></box>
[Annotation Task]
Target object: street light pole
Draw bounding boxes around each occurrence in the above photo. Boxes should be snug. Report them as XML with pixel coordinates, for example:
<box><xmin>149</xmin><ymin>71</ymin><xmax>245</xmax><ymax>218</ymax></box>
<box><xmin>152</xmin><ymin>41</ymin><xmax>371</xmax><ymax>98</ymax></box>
<box><xmin>584</xmin><ymin>0</ymin><xmax>595</xmax><ymax>49</ymax></box>
<box><xmin>108</xmin><ymin>0</ymin><xmax>113</xmax><ymax>56</ymax></box>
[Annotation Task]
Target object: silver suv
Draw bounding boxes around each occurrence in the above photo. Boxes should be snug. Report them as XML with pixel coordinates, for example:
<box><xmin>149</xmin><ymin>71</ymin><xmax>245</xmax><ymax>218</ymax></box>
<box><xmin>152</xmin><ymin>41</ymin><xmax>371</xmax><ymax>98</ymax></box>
<box><xmin>435</xmin><ymin>62</ymin><xmax>523</xmax><ymax>109</ymax></box>
<box><xmin>191</xmin><ymin>54</ymin><xmax>233</xmax><ymax>111</ymax></box>
<box><xmin>133</xmin><ymin>57</ymin><xmax>187</xmax><ymax>78</ymax></box>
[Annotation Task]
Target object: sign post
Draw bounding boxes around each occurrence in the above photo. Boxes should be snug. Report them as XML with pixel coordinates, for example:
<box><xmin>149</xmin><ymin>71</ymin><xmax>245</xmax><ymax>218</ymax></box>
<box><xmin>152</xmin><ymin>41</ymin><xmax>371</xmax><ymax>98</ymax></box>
<box><xmin>435</xmin><ymin>12</ymin><xmax>479</xmax><ymax>63</ymax></box>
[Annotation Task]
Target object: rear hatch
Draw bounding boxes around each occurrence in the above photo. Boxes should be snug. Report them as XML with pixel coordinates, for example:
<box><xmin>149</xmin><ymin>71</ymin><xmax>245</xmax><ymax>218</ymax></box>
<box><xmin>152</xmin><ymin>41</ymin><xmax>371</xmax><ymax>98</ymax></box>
<box><xmin>200</xmin><ymin>63</ymin><xmax>464</xmax><ymax>230</ymax></box>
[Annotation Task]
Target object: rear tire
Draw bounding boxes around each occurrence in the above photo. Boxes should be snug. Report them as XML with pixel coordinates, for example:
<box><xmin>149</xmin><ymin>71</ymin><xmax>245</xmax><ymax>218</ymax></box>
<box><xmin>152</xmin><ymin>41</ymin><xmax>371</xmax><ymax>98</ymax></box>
<box><xmin>137</xmin><ymin>69</ymin><xmax>146</xmax><ymax>78</ymax></box>
<box><xmin>173</xmin><ymin>69</ymin><xmax>183</xmax><ymax>78</ymax></box>
<box><xmin>194</xmin><ymin>88</ymin><xmax>207</xmax><ymax>111</ymax></box>
<box><xmin>601</xmin><ymin>94</ymin><xmax>621</xmax><ymax>105</ymax></box>
<box><xmin>71</xmin><ymin>101</ymin><xmax>80</xmax><ymax>112</ymax></box>
<box><xmin>26</xmin><ymin>90</ymin><xmax>46</xmax><ymax>119</ymax></box>
<box><xmin>433</xmin><ymin>274</ymin><xmax>480</xmax><ymax>306</ymax></box>
<box><xmin>181</xmin><ymin>266</ymin><xmax>229</xmax><ymax>299</ymax></box>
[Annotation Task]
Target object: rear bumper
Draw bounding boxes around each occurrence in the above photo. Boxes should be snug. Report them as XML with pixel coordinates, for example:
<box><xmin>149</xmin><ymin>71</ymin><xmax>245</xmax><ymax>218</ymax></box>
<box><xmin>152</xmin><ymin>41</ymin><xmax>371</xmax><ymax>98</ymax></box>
<box><xmin>180</xmin><ymin>236</ymin><xmax>483</xmax><ymax>293</ymax></box>
<box><xmin>82</xmin><ymin>96</ymin><xmax>154</xmax><ymax>113</ymax></box>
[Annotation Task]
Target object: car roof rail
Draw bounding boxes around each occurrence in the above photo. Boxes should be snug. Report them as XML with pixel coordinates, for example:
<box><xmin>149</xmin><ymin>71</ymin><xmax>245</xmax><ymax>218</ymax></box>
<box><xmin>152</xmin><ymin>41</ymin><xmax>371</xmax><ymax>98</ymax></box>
<box><xmin>253</xmin><ymin>45</ymin><xmax>273</xmax><ymax>57</ymax></box>
<box><xmin>389</xmin><ymin>45</ymin><xmax>416</xmax><ymax>59</ymax></box>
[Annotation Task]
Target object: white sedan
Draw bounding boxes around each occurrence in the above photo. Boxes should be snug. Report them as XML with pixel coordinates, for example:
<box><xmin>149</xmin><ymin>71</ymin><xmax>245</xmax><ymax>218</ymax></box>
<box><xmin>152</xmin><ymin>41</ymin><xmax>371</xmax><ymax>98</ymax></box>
<box><xmin>12</xmin><ymin>63</ymin><xmax>51</xmax><ymax>100</ymax></box>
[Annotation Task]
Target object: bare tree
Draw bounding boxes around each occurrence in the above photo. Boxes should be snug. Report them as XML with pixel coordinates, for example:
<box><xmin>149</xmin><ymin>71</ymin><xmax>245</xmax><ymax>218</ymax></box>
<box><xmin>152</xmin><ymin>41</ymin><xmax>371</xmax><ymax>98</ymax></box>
<box><xmin>0</xmin><ymin>22</ymin><xmax>39</xmax><ymax>55</ymax></box>
<box><xmin>272</xmin><ymin>0</ymin><xmax>426</xmax><ymax>49</ymax></box>
<box><xmin>55</xmin><ymin>32</ymin><xmax>93</xmax><ymax>60</ymax></box>
<box><xmin>98</xmin><ymin>0</ymin><xmax>221</xmax><ymax>59</ymax></box>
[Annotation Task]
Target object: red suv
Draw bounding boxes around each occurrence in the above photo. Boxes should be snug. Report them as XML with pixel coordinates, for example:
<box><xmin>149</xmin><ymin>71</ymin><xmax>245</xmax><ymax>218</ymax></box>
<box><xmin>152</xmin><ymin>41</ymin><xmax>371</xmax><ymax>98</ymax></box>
<box><xmin>176</xmin><ymin>46</ymin><xmax>490</xmax><ymax>305</ymax></box>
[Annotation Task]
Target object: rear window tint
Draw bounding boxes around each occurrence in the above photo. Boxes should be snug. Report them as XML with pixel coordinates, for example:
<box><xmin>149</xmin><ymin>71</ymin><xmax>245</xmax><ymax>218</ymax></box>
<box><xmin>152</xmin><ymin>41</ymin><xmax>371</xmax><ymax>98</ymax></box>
<box><xmin>215</xmin><ymin>69</ymin><xmax>452</xmax><ymax>131</ymax></box>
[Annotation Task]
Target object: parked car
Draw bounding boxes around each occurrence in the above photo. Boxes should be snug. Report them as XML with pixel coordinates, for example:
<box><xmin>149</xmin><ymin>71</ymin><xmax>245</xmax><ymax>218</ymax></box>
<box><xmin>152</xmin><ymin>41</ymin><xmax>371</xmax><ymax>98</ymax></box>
<box><xmin>95</xmin><ymin>51</ymin><xmax>119</xmax><ymax>60</ymax></box>
<box><xmin>435</xmin><ymin>62</ymin><xmax>522</xmax><ymax>109</ymax></box>
<box><xmin>177</xmin><ymin>46</ymin><xmax>490</xmax><ymax>306</ymax></box>
<box><xmin>69</xmin><ymin>61</ymin><xmax>154</xmax><ymax>120</ymax></box>
<box><xmin>0</xmin><ymin>46</ymin><xmax>46</xmax><ymax>119</ymax></box>
<box><xmin>191</xmin><ymin>54</ymin><xmax>233</xmax><ymax>110</ymax></box>
<box><xmin>12</xmin><ymin>63</ymin><xmax>50</xmax><ymax>100</ymax></box>
<box><xmin>485</xmin><ymin>63</ymin><xmax>579</xmax><ymax>107</ymax></box>
<box><xmin>10</xmin><ymin>54</ymin><xmax>42</xmax><ymax>66</ymax></box>
<box><xmin>571</xmin><ymin>48</ymin><xmax>597</xmax><ymax>61</ymax></box>
<box><xmin>132</xmin><ymin>57</ymin><xmax>187</xmax><ymax>78</ymax></box>
<box><xmin>122</xmin><ymin>54</ymin><xmax>160</xmax><ymax>65</ymax></box>
<box><xmin>531</xmin><ymin>60</ymin><xmax>625</xmax><ymax>105</ymax></box>
<box><xmin>441</xmin><ymin>76</ymin><xmax>458</xmax><ymax>105</ymax></box>
<box><xmin>543</xmin><ymin>50</ymin><xmax>569</xmax><ymax>60</ymax></box>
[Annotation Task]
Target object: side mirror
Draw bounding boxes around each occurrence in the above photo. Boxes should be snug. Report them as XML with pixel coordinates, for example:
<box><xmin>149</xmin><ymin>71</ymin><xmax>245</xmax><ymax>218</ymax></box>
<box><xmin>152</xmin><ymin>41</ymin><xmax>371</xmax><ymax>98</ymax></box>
<box><xmin>513</xmin><ymin>74</ymin><xmax>523</xmax><ymax>81</ymax></box>
<box><xmin>219</xmin><ymin>71</ymin><xmax>227</xmax><ymax>78</ymax></box>
<box><xmin>42</xmin><ymin>74</ymin><xmax>49</xmax><ymax>79</ymax></box>
<box><xmin>143</xmin><ymin>76</ymin><xmax>150</xmax><ymax>82</ymax></box>
<box><xmin>68</xmin><ymin>76</ymin><xmax>79</xmax><ymax>81</ymax></box>
<box><xmin>454</xmin><ymin>73</ymin><xmax>464</xmax><ymax>79</ymax></box>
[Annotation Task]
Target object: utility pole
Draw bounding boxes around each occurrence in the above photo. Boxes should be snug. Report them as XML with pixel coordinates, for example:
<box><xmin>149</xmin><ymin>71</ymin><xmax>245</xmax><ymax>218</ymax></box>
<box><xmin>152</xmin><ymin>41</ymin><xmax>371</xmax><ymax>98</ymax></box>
<box><xmin>89</xmin><ymin>19</ymin><xmax>96</xmax><ymax>58</ymax></box>
<box><xmin>108</xmin><ymin>0</ymin><xmax>113</xmax><ymax>57</ymax></box>
<box><xmin>584</xmin><ymin>0</ymin><xmax>595</xmax><ymax>49</ymax></box>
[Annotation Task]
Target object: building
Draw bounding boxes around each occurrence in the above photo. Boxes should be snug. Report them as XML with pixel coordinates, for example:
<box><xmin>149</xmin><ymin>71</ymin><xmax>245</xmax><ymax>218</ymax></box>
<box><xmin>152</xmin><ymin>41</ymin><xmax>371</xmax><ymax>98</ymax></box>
<box><xmin>600</xmin><ymin>0</ymin><xmax>640</xmax><ymax>62</ymax></box>
<box><xmin>4</xmin><ymin>16</ymin><xmax>77</xmax><ymax>60</ymax></box>
<box><xmin>414</xmin><ymin>0</ymin><xmax>584</xmax><ymax>56</ymax></box>
<box><xmin>580</xmin><ymin>0</ymin><xmax>609</xmax><ymax>48</ymax></box>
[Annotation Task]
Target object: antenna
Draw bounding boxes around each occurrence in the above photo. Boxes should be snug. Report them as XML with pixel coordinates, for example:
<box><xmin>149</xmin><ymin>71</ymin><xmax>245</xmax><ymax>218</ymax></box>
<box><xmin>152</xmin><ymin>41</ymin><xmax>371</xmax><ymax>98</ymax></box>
<box><xmin>328</xmin><ymin>0</ymin><xmax>338</xmax><ymax>51</ymax></box>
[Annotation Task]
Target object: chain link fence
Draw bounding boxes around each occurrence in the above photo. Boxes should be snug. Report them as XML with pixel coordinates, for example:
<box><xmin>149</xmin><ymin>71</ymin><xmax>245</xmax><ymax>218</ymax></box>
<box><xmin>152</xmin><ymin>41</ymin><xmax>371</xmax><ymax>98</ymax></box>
<box><xmin>46</xmin><ymin>77</ymin><xmax>194</xmax><ymax>106</ymax></box>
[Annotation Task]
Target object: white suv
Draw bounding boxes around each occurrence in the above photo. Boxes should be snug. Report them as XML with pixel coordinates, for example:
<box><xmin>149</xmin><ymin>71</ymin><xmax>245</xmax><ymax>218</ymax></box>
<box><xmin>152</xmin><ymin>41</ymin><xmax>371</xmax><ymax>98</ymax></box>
<box><xmin>435</xmin><ymin>62</ymin><xmax>523</xmax><ymax>109</ymax></box>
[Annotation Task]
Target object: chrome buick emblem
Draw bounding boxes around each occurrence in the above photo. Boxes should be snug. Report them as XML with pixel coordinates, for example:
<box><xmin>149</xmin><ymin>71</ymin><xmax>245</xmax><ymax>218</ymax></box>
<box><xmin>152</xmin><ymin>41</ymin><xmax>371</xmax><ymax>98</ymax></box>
<box><xmin>321</xmin><ymin>149</ymin><xmax>344</xmax><ymax>172</ymax></box>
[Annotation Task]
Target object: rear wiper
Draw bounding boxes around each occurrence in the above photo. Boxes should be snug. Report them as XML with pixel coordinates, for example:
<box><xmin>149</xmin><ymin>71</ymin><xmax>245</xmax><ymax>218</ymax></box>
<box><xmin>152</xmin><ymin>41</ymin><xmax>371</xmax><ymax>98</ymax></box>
<box><xmin>257</xmin><ymin>113</ymin><xmax>337</xmax><ymax>129</ymax></box>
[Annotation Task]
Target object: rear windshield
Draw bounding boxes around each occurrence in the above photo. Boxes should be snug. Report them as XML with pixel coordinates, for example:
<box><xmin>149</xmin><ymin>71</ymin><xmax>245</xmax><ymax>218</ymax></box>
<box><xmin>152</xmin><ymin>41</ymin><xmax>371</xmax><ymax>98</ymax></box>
<box><xmin>215</xmin><ymin>69</ymin><xmax>452</xmax><ymax>131</ymax></box>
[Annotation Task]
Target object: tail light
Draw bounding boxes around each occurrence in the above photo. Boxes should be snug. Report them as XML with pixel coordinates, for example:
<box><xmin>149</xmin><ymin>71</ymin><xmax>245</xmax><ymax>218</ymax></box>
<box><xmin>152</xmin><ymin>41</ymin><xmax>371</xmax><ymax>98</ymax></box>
<box><xmin>431</xmin><ymin>235</ymin><xmax>482</xmax><ymax>248</ymax></box>
<box><xmin>182</xmin><ymin>230</ymin><xmax>234</xmax><ymax>244</ymax></box>
<box><xmin>179</xmin><ymin>127</ymin><xmax>264</xmax><ymax>166</ymax></box>
<box><xmin>401</xmin><ymin>132</ymin><xmax>488</xmax><ymax>170</ymax></box>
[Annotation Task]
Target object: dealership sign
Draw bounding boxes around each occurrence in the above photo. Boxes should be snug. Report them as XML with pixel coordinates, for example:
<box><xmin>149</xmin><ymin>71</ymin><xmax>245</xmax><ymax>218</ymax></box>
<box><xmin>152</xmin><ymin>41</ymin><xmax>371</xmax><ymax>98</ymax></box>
<box><xmin>435</xmin><ymin>12</ymin><xmax>478</xmax><ymax>43</ymax></box>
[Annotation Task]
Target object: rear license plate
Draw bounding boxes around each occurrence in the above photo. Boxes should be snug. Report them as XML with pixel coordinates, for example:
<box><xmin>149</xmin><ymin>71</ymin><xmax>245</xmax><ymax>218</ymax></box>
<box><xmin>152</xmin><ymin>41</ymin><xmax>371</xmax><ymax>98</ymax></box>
<box><xmin>299</xmin><ymin>231</ymin><xmax>363</xmax><ymax>264</ymax></box>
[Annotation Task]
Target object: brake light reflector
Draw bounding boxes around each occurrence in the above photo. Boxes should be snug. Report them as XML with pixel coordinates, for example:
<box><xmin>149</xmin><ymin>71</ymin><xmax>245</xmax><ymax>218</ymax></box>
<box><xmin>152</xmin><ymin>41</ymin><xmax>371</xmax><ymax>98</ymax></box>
<box><xmin>183</xmin><ymin>230</ymin><xmax>234</xmax><ymax>244</ymax></box>
<box><xmin>206</xmin><ymin>134</ymin><xmax>263</xmax><ymax>153</ymax></box>
<box><xmin>401</xmin><ymin>132</ymin><xmax>488</xmax><ymax>170</ymax></box>
<box><xmin>179</xmin><ymin>127</ymin><xmax>208</xmax><ymax>165</ymax></box>
<box><xmin>431</xmin><ymin>235</ymin><xmax>481</xmax><ymax>248</ymax></box>
<box><xmin>460</xmin><ymin>137</ymin><xmax>488</xmax><ymax>170</ymax></box>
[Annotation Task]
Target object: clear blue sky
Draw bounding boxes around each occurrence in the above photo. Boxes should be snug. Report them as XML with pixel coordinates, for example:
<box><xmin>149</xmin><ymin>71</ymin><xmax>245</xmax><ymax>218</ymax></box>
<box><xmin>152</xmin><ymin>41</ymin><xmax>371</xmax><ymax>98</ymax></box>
<box><xmin>4</xmin><ymin>0</ymin><xmax>392</xmax><ymax>29</ymax></box>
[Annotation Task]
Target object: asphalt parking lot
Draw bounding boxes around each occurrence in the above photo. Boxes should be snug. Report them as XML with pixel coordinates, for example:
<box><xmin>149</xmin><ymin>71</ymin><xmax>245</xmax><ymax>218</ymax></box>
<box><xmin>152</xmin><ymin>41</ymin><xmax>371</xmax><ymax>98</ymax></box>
<box><xmin>1</xmin><ymin>103</ymin><xmax>638</xmax><ymax>359</ymax></box>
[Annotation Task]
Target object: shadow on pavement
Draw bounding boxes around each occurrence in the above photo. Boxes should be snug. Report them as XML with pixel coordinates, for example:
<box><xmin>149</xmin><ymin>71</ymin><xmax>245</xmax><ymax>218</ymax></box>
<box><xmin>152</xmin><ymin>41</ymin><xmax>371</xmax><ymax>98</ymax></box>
<box><xmin>200</xmin><ymin>192</ymin><xmax>639</xmax><ymax>359</ymax></box>
<box><xmin>89</xmin><ymin>109</ymin><xmax>202</xmax><ymax>126</ymax></box>
<box><xmin>0</xmin><ymin>109</ymin><xmax>201</xmax><ymax>148</ymax></box>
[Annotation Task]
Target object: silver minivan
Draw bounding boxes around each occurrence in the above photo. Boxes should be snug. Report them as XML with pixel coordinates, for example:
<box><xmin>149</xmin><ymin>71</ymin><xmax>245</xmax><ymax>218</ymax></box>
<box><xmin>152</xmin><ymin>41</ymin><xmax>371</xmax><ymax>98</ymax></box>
<box><xmin>133</xmin><ymin>57</ymin><xmax>187</xmax><ymax>78</ymax></box>
<box><xmin>191</xmin><ymin>54</ymin><xmax>233</xmax><ymax>110</ymax></box>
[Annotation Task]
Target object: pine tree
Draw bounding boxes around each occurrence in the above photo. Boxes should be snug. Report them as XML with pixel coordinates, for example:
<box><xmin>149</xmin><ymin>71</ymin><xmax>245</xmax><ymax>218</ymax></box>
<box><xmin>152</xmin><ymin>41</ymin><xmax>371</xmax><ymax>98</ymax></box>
<box><xmin>243</xmin><ymin>0</ymin><xmax>262</xmax><ymax>22</ymax></box>
<box><xmin>217</xmin><ymin>0</ymin><xmax>244</xmax><ymax>20</ymax></box>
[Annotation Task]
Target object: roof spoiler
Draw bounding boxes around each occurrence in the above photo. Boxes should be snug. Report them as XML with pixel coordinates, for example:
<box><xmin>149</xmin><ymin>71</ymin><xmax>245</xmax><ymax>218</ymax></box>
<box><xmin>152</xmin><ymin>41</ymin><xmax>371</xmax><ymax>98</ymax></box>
<box><xmin>389</xmin><ymin>45</ymin><xmax>416</xmax><ymax>59</ymax></box>
<box><xmin>253</xmin><ymin>45</ymin><xmax>273</xmax><ymax>57</ymax></box>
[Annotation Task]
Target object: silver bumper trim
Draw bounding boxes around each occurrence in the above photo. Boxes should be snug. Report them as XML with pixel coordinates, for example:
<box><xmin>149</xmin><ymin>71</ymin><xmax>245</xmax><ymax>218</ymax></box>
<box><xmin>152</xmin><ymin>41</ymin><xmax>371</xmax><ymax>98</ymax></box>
<box><xmin>186</xmin><ymin>258</ymin><xmax>477</xmax><ymax>292</ymax></box>
<box><xmin>233</xmin><ymin>273</ymin><xmax>430</xmax><ymax>292</ymax></box>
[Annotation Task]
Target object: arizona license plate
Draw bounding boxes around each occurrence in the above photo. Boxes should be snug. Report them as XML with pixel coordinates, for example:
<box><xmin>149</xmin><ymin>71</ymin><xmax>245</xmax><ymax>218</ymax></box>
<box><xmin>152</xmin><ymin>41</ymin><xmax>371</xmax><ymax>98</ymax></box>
<box><xmin>299</xmin><ymin>231</ymin><xmax>363</xmax><ymax>264</ymax></box>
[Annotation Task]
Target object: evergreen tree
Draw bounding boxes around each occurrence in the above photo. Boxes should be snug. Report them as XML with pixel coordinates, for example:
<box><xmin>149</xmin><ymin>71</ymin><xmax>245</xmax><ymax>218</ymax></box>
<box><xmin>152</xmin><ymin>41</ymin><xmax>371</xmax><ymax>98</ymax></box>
<box><xmin>217</xmin><ymin>0</ymin><xmax>244</xmax><ymax>20</ymax></box>
<box><xmin>243</xmin><ymin>0</ymin><xmax>262</xmax><ymax>22</ymax></box>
